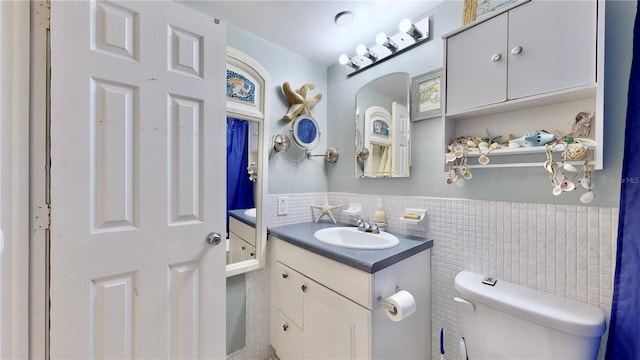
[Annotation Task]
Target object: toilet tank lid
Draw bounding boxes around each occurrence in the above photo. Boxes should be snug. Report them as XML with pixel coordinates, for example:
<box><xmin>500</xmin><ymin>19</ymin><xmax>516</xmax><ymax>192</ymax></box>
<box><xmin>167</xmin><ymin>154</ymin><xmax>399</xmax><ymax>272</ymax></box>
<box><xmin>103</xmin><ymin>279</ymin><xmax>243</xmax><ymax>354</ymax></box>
<box><xmin>455</xmin><ymin>271</ymin><xmax>605</xmax><ymax>337</ymax></box>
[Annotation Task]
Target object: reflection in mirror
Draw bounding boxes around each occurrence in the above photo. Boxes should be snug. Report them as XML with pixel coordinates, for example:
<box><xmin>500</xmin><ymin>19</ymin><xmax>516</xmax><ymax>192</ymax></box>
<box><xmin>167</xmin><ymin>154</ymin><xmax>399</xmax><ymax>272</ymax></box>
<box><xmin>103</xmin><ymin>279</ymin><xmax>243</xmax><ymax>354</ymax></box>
<box><xmin>355</xmin><ymin>72</ymin><xmax>411</xmax><ymax>178</ymax></box>
<box><xmin>226</xmin><ymin>117</ymin><xmax>258</xmax><ymax>267</ymax></box>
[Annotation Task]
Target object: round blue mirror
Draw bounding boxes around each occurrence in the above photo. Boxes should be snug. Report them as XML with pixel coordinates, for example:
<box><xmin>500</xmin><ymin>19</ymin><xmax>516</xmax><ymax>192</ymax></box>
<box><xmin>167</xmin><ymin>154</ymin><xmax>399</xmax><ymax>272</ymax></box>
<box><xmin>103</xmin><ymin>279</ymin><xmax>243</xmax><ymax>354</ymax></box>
<box><xmin>291</xmin><ymin>115</ymin><xmax>320</xmax><ymax>151</ymax></box>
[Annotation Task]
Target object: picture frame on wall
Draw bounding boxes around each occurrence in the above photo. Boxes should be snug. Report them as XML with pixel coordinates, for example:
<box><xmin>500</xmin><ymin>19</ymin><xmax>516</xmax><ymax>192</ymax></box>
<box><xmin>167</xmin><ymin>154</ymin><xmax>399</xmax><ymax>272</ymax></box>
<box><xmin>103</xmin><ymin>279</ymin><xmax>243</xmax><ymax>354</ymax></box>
<box><xmin>411</xmin><ymin>68</ymin><xmax>442</xmax><ymax>121</ymax></box>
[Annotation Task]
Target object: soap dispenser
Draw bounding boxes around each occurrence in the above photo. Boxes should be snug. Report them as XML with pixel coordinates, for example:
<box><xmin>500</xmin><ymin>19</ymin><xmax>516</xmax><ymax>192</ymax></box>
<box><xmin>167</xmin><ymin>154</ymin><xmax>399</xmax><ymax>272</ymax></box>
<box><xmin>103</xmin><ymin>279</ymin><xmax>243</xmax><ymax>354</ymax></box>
<box><xmin>374</xmin><ymin>198</ymin><xmax>387</xmax><ymax>230</ymax></box>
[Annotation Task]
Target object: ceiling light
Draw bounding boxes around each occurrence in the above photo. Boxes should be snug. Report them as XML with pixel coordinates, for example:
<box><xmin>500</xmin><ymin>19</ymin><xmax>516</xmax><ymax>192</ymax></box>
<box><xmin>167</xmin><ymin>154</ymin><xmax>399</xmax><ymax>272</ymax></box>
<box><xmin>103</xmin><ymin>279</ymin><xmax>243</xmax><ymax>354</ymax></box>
<box><xmin>334</xmin><ymin>11</ymin><xmax>356</xmax><ymax>29</ymax></box>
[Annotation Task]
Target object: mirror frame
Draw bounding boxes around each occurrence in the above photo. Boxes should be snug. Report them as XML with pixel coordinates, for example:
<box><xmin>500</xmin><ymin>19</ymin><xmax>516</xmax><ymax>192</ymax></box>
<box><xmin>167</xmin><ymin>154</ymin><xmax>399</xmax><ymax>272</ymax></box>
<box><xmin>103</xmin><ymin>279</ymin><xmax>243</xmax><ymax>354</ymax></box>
<box><xmin>225</xmin><ymin>47</ymin><xmax>269</xmax><ymax>277</ymax></box>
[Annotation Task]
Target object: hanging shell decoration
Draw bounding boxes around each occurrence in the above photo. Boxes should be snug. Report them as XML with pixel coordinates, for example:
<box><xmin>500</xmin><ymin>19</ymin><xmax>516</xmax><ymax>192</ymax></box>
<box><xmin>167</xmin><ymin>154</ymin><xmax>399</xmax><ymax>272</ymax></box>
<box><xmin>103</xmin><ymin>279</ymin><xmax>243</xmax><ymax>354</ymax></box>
<box><xmin>544</xmin><ymin>139</ymin><xmax>594</xmax><ymax>203</ymax></box>
<box><xmin>445</xmin><ymin>133</ymin><xmax>503</xmax><ymax>186</ymax></box>
<box><xmin>281</xmin><ymin>82</ymin><xmax>323</xmax><ymax>121</ymax></box>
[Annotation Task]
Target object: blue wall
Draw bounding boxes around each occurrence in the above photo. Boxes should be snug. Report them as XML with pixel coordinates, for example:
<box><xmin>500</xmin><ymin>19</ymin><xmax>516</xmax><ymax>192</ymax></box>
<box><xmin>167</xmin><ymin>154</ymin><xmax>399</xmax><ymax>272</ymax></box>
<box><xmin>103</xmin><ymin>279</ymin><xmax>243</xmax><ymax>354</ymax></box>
<box><xmin>227</xmin><ymin>24</ymin><xmax>329</xmax><ymax>194</ymax></box>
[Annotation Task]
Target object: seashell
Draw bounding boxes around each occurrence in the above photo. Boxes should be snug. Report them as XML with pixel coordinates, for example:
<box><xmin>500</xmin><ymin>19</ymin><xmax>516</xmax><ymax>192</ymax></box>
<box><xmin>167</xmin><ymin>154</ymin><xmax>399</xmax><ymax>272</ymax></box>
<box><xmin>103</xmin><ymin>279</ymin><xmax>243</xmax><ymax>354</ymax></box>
<box><xmin>455</xmin><ymin>150</ymin><xmax>464</xmax><ymax>159</ymax></box>
<box><xmin>580</xmin><ymin>191</ymin><xmax>595</xmax><ymax>204</ymax></box>
<box><xmin>560</xmin><ymin>180</ymin><xmax>575</xmax><ymax>192</ymax></box>
<box><xmin>544</xmin><ymin>160</ymin><xmax>557</xmax><ymax>174</ymax></box>
<box><xmin>553</xmin><ymin>185</ymin><xmax>562</xmax><ymax>196</ymax></box>
<box><xmin>478</xmin><ymin>155</ymin><xmax>490</xmax><ymax>165</ymax></box>
<box><xmin>467</xmin><ymin>140</ymin><xmax>477</xmax><ymax>148</ymax></box>
<box><xmin>462</xmin><ymin>170</ymin><xmax>473</xmax><ymax>180</ymax></box>
<box><xmin>563</xmin><ymin>163</ymin><xmax>578</xmax><ymax>172</ymax></box>
<box><xmin>453</xmin><ymin>144</ymin><xmax>465</xmax><ymax>153</ymax></box>
<box><xmin>553</xmin><ymin>143</ymin><xmax>566</xmax><ymax>152</ymax></box>
<box><xmin>580</xmin><ymin>178</ymin><xmax>592</xmax><ymax>190</ymax></box>
<box><xmin>509</xmin><ymin>142</ymin><xmax>521</xmax><ymax>149</ymax></box>
<box><xmin>478</xmin><ymin>141</ymin><xmax>489</xmax><ymax>148</ymax></box>
<box><xmin>567</xmin><ymin>143</ymin><xmax>590</xmax><ymax>160</ymax></box>
<box><xmin>456</xmin><ymin>178</ymin><xmax>466</xmax><ymax>187</ymax></box>
<box><xmin>447</xmin><ymin>145</ymin><xmax>453</xmax><ymax>151</ymax></box>
<box><xmin>445</xmin><ymin>152</ymin><xmax>456</xmax><ymax>162</ymax></box>
<box><xmin>489</xmin><ymin>142</ymin><xmax>499</xmax><ymax>150</ymax></box>
<box><xmin>446</xmin><ymin>176</ymin><xmax>454</xmax><ymax>185</ymax></box>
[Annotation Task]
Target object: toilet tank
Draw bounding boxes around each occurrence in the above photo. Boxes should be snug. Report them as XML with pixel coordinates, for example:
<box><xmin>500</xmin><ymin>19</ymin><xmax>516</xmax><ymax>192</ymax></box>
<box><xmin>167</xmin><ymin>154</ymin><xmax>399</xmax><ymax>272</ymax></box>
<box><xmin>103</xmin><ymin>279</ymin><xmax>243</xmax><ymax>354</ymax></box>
<box><xmin>454</xmin><ymin>271</ymin><xmax>606</xmax><ymax>360</ymax></box>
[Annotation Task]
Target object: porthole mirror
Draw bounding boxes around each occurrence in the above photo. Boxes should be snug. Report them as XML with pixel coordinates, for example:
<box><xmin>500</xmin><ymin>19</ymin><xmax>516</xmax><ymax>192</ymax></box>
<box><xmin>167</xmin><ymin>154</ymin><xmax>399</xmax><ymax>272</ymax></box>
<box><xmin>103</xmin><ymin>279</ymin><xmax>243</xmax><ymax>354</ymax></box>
<box><xmin>291</xmin><ymin>114</ymin><xmax>320</xmax><ymax>151</ymax></box>
<box><xmin>355</xmin><ymin>72</ymin><xmax>411</xmax><ymax>178</ymax></box>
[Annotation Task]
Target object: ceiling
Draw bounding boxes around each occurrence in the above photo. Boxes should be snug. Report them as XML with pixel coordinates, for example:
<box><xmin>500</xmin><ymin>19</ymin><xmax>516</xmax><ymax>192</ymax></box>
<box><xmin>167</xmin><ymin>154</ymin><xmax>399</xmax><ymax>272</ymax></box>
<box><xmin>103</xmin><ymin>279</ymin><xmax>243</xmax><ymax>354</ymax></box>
<box><xmin>182</xmin><ymin>1</ymin><xmax>445</xmax><ymax>67</ymax></box>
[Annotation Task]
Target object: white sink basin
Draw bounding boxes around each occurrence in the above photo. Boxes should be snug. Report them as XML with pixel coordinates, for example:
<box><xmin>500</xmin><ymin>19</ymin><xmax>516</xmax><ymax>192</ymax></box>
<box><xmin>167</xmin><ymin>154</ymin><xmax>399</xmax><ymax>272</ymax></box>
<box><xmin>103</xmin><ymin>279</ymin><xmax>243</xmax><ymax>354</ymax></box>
<box><xmin>314</xmin><ymin>227</ymin><xmax>400</xmax><ymax>250</ymax></box>
<box><xmin>244</xmin><ymin>208</ymin><xmax>256</xmax><ymax>218</ymax></box>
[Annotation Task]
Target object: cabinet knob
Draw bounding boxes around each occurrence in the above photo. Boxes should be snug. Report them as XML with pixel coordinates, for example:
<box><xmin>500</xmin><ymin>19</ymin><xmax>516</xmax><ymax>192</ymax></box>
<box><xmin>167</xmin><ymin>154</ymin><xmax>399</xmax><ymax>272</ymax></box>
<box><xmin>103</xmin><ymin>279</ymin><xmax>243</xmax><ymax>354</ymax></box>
<box><xmin>282</xmin><ymin>323</ymin><xmax>289</xmax><ymax>332</ymax></box>
<box><xmin>281</xmin><ymin>273</ymin><xmax>289</xmax><ymax>279</ymax></box>
<box><xmin>491</xmin><ymin>53</ymin><xmax>502</xmax><ymax>62</ymax></box>
<box><xmin>301</xmin><ymin>284</ymin><xmax>308</xmax><ymax>293</ymax></box>
<box><xmin>511</xmin><ymin>46</ymin><xmax>523</xmax><ymax>55</ymax></box>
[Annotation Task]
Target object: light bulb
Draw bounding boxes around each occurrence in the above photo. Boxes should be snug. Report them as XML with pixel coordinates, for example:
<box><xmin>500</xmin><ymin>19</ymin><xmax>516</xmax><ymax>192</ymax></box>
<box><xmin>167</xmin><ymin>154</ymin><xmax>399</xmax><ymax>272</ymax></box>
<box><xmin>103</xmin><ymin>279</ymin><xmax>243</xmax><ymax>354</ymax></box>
<box><xmin>356</xmin><ymin>44</ymin><xmax>368</xmax><ymax>56</ymax></box>
<box><xmin>338</xmin><ymin>54</ymin><xmax>350</xmax><ymax>65</ymax></box>
<box><xmin>399</xmin><ymin>18</ymin><xmax>413</xmax><ymax>33</ymax></box>
<box><xmin>375</xmin><ymin>32</ymin><xmax>388</xmax><ymax>46</ymax></box>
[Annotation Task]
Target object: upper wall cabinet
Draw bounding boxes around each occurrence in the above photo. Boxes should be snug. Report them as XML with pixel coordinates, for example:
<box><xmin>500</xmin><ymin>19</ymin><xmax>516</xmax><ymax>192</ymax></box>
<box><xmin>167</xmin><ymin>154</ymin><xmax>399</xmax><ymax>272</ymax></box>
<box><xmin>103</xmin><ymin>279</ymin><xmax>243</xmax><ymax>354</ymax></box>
<box><xmin>443</xmin><ymin>0</ymin><xmax>604</xmax><ymax>169</ymax></box>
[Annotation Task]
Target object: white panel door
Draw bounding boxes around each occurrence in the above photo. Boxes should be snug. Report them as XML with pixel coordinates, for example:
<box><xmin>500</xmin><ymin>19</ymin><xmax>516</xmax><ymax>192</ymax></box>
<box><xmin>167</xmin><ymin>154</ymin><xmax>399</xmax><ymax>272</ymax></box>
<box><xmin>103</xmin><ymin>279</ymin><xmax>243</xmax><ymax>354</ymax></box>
<box><xmin>391</xmin><ymin>102</ymin><xmax>409</xmax><ymax>177</ymax></box>
<box><xmin>49</xmin><ymin>1</ymin><xmax>226</xmax><ymax>358</ymax></box>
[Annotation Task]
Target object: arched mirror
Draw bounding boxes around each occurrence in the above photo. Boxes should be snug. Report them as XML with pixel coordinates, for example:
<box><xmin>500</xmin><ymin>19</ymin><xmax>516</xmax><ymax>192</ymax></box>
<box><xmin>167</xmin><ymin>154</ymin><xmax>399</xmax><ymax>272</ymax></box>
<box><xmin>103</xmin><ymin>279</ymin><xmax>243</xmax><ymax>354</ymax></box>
<box><xmin>355</xmin><ymin>72</ymin><xmax>411</xmax><ymax>178</ymax></box>
<box><xmin>225</xmin><ymin>47</ymin><xmax>269</xmax><ymax>277</ymax></box>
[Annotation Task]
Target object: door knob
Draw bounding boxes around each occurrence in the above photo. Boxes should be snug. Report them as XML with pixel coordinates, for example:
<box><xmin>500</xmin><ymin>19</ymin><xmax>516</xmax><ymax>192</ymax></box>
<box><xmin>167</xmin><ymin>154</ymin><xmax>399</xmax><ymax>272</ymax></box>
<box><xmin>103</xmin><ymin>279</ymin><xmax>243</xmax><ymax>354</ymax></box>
<box><xmin>205</xmin><ymin>231</ymin><xmax>222</xmax><ymax>246</ymax></box>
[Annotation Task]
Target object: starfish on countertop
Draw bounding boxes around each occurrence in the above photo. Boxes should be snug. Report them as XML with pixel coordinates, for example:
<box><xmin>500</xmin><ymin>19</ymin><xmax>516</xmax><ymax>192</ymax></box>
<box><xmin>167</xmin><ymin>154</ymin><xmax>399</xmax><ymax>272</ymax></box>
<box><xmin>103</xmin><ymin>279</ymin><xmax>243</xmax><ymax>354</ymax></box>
<box><xmin>311</xmin><ymin>195</ymin><xmax>342</xmax><ymax>224</ymax></box>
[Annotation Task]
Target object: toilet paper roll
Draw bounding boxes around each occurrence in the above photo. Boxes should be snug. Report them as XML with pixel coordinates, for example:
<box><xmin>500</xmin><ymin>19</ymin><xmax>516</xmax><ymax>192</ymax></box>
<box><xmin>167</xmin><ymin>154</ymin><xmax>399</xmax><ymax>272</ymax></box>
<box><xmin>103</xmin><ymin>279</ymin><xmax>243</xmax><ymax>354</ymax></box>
<box><xmin>384</xmin><ymin>290</ymin><xmax>416</xmax><ymax>322</ymax></box>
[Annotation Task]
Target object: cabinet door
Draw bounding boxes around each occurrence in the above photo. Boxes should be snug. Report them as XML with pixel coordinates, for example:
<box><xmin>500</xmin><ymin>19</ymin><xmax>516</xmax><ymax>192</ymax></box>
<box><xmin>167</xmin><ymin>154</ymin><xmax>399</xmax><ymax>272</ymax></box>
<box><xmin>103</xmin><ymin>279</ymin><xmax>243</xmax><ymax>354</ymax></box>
<box><xmin>271</xmin><ymin>310</ymin><xmax>304</xmax><ymax>360</ymax></box>
<box><xmin>303</xmin><ymin>280</ymin><xmax>371</xmax><ymax>359</ymax></box>
<box><xmin>273</xmin><ymin>262</ymin><xmax>305</xmax><ymax>328</ymax></box>
<box><xmin>507</xmin><ymin>0</ymin><xmax>597</xmax><ymax>99</ymax></box>
<box><xmin>446</xmin><ymin>12</ymin><xmax>508</xmax><ymax>113</ymax></box>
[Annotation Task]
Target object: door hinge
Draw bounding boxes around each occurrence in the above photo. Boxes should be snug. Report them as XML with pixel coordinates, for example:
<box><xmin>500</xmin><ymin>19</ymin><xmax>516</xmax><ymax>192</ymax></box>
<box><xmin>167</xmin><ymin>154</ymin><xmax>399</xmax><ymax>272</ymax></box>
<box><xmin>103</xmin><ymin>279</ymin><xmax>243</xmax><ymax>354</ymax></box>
<box><xmin>36</xmin><ymin>1</ymin><xmax>51</xmax><ymax>30</ymax></box>
<box><xmin>33</xmin><ymin>204</ymin><xmax>51</xmax><ymax>231</ymax></box>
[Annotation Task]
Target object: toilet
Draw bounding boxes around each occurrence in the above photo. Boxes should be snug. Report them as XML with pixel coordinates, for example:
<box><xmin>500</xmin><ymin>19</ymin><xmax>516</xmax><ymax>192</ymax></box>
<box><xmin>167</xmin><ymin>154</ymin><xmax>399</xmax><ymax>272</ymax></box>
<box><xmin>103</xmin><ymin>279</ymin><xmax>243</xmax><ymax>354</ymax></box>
<box><xmin>454</xmin><ymin>271</ymin><xmax>606</xmax><ymax>360</ymax></box>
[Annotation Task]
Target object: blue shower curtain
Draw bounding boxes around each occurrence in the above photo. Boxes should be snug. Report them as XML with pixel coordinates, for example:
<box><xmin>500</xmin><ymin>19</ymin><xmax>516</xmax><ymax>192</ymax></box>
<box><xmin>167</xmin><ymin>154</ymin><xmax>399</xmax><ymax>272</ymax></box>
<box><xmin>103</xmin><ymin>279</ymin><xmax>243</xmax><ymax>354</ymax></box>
<box><xmin>606</xmin><ymin>2</ymin><xmax>640</xmax><ymax>358</ymax></box>
<box><xmin>227</xmin><ymin>117</ymin><xmax>254</xmax><ymax>212</ymax></box>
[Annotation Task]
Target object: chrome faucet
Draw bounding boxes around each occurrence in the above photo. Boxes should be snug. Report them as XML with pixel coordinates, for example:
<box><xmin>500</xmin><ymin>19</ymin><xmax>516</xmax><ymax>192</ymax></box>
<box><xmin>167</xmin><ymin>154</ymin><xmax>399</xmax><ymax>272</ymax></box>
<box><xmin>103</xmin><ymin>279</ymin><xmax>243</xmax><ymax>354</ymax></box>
<box><xmin>357</xmin><ymin>218</ymin><xmax>379</xmax><ymax>234</ymax></box>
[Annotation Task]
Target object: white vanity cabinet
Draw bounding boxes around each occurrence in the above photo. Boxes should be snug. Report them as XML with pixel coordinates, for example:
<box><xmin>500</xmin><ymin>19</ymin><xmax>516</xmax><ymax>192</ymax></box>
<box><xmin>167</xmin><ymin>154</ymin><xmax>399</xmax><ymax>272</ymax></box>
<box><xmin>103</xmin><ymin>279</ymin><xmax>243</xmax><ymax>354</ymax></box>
<box><xmin>443</xmin><ymin>0</ymin><xmax>604</xmax><ymax>169</ymax></box>
<box><xmin>228</xmin><ymin>217</ymin><xmax>256</xmax><ymax>263</ymax></box>
<box><xmin>270</xmin><ymin>236</ymin><xmax>431</xmax><ymax>360</ymax></box>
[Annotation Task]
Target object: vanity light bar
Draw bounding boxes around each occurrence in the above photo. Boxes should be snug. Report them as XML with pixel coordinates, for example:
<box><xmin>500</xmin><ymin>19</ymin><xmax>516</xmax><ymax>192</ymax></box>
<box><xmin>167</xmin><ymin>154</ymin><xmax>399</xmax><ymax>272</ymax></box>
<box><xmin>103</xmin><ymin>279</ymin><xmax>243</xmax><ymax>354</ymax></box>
<box><xmin>339</xmin><ymin>16</ymin><xmax>430</xmax><ymax>76</ymax></box>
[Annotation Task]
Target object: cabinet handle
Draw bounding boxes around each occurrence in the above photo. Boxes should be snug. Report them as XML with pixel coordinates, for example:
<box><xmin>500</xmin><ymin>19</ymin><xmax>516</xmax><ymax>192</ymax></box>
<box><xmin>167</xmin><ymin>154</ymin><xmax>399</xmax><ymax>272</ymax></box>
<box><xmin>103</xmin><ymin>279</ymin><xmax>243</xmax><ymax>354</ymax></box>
<box><xmin>491</xmin><ymin>53</ymin><xmax>502</xmax><ymax>62</ymax></box>
<box><xmin>281</xmin><ymin>273</ymin><xmax>288</xmax><ymax>279</ymax></box>
<box><xmin>301</xmin><ymin>284</ymin><xmax>308</xmax><ymax>293</ymax></box>
<box><xmin>250</xmin><ymin>252</ymin><xmax>255</xmax><ymax>257</ymax></box>
<box><xmin>241</xmin><ymin>245</ymin><xmax>246</xmax><ymax>250</ymax></box>
<box><xmin>511</xmin><ymin>46</ymin><xmax>523</xmax><ymax>55</ymax></box>
<box><xmin>282</xmin><ymin>323</ymin><xmax>289</xmax><ymax>332</ymax></box>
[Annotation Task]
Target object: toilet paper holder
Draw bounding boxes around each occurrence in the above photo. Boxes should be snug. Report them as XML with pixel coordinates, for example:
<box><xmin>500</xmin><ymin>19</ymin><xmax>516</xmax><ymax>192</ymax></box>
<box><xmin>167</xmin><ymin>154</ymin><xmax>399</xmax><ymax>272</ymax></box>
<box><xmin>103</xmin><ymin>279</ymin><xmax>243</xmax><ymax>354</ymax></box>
<box><xmin>377</xmin><ymin>286</ymin><xmax>402</xmax><ymax>315</ymax></box>
<box><xmin>377</xmin><ymin>296</ymin><xmax>398</xmax><ymax>315</ymax></box>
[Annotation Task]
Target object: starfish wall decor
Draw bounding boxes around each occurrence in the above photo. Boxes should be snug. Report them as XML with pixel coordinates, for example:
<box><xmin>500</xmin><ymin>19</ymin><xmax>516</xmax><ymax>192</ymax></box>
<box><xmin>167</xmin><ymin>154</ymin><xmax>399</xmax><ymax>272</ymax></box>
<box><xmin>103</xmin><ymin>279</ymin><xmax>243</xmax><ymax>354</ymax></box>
<box><xmin>282</xmin><ymin>82</ymin><xmax>323</xmax><ymax>121</ymax></box>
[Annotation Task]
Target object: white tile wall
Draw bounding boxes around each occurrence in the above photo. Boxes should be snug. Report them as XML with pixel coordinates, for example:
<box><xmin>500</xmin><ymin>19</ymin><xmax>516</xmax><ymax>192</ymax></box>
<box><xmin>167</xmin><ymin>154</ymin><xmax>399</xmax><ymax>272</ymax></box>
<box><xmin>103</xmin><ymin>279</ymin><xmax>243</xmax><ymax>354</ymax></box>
<box><xmin>241</xmin><ymin>193</ymin><xmax>617</xmax><ymax>360</ymax></box>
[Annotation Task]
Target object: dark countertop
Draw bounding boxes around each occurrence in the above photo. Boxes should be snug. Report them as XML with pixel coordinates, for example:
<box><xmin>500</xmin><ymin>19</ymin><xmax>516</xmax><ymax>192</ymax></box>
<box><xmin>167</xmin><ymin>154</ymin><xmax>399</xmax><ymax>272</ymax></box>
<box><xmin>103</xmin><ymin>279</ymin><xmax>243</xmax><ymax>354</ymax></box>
<box><xmin>268</xmin><ymin>221</ymin><xmax>433</xmax><ymax>274</ymax></box>
<box><xmin>228</xmin><ymin>208</ymin><xmax>256</xmax><ymax>227</ymax></box>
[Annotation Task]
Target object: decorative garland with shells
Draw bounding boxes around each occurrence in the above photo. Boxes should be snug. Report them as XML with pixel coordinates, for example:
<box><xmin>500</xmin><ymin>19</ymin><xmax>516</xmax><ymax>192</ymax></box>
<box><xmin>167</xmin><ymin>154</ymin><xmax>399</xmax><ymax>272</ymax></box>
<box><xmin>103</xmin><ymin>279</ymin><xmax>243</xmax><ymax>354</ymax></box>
<box><xmin>544</xmin><ymin>139</ymin><xmax>594</xmax><ymax>203</ymax></box>
<box><xmin>445</xmin><ymin>135</ymin><xmax>502</xmax><ymax>187</ymax></box>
